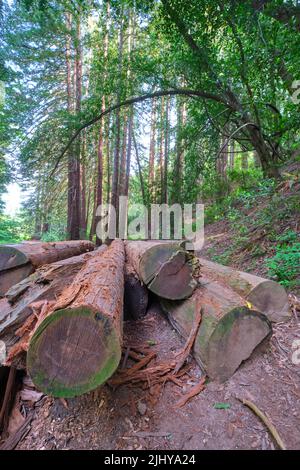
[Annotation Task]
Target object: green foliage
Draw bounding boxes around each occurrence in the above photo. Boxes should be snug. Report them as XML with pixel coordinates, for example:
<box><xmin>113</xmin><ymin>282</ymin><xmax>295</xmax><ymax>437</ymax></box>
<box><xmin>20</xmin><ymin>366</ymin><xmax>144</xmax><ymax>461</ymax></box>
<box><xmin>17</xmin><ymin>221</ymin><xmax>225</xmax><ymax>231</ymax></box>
<box><xmin>0</xmin><ymin>214</ymin><xmax>29</xmax><ymax>244</ymax></box>
<box><xmin>40</xmin><ymin>227</ymin><xmax>67</xmax><ymax>242</ymax></box>
<box><xmin>1</xmin><ymin>0</ymin><xmax>300</xmax><ymax>246</ymax></box>
<box><xmin>211</xmin><ymin>249</ymin><xmax>233</xmax><ymax>266</ymax></box>
<box><xmin>203</xmin><ymin>168</ymin><xmax>274</xmax><ymax>224</ymax></box>
<box><xmin>274</xmin><ymin>230</ymin><xmax>298</xmax><ymax>244</ymax></box>
<box><xmin>265</xmin><ymin>229</ymin><xmax>300</xmax><ymax>289</ymax></box>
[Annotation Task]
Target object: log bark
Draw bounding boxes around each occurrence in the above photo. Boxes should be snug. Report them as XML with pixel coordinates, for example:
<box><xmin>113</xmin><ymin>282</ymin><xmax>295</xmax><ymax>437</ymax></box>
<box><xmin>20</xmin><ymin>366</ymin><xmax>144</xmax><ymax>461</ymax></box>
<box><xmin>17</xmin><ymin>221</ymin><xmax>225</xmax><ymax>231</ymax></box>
<box><xmin>198</xmin><ymin>257</ymin><xmax>290</xmax><ymax>323</ymax></box>
<box><xmin>124</xmin><ymin>263</ymin><xmax>148</xmax><ymax>321</ymax></box>
<box><xmin>27</xmin><ymin>240</ymin><xmax>125</xmax><ymax>398</ymax></box>
<box><xmin>0</xmin><ymin>250</ymin><xmax>103</xmax><ymax>369</ymax></box>
<box><xmin>161</xmin><ymin>277</ymin><xmax>272</xmax><ymax>382</ymax></box>
<box><xmin>125</xmin><ymin>241</ymin><xmax>200</xmax><ymax>300</ymax></box>
<box><xmin>0</xmin><ymin>240</ymin><xmax>95</xmax><ymax>296</ymax></box>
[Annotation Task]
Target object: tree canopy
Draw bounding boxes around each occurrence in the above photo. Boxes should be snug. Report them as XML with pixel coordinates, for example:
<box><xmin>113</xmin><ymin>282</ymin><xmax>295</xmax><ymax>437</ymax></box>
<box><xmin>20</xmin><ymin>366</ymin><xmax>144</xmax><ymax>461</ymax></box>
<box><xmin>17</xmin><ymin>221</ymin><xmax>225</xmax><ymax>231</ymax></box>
<box><xmin>1</xmin><ymin>0</ymin><xmax>299</xmax><ymax>239</ymax></box>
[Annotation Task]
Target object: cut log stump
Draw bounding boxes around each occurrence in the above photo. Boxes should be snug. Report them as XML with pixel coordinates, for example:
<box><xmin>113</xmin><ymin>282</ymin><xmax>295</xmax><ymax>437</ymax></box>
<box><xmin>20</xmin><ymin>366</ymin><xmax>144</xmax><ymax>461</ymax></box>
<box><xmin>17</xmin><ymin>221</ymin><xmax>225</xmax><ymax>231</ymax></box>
<box><xmin>0</xmin><ymin>240</ymin><xmax>95</xmax><ymax>296</ymax></box>
<box><xmin>198</xmin><ymin>258</ymin><xmax>290</xmax><ymax>322</ymax></box>
<box><xmin>0</xmin><ymin>249</ymin><xmax>105</xmax><ymax>369</ymax></box>
<box><xmin>125</xmin><ymin>241</ymin><xmax>200</xmax><ymax>300</ymax></box>
<box><xmin>161</xmin><ymin>276</ymin><xmax>272</xmax><ymax>382</ymax></box>
<box><xmin>27</xmin><ymin>240</ymin><xmax>125</xmax><ymax>398</ymax></box>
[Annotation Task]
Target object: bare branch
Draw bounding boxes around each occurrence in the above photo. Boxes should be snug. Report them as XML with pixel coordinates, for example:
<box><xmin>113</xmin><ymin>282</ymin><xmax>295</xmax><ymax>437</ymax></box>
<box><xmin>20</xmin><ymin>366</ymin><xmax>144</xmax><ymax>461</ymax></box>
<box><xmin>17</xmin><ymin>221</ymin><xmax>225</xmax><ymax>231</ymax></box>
<box><xmin>50</xmin><ymin>88</ymin><xmax>228</xmax><ymax>176</ymax></box>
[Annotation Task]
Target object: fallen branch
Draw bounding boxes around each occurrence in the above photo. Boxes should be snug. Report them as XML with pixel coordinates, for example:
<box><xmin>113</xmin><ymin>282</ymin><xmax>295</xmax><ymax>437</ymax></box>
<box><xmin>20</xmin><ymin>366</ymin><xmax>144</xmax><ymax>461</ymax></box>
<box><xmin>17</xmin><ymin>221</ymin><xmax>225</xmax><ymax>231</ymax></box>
<box><xmin>0</xmin><ymin>415</ymin><xmax>33</xmax><ymax>450</ymax></box>
<box><xmin>173</xmin><ymin>301</ymin><xmax>203</xmax><ymax>373</ymax></box>
<box><xmin>51</xmin><ymin>89</ymin><xmax>227</xmax><ymax>176</ymax></box>
<box><xmin>238</xmin><ymin>397</ymin><xmax>286</xmax><ymax>450</ymax></box>
<box><xmin>175</xmin><ymin>375</ymin><xmax>207</xmax><ymax>408</ymax></box>
<box><xmin>110</xmin><ymin>303</ymin><xmax>205</xmax><ymax>405</ymax></box>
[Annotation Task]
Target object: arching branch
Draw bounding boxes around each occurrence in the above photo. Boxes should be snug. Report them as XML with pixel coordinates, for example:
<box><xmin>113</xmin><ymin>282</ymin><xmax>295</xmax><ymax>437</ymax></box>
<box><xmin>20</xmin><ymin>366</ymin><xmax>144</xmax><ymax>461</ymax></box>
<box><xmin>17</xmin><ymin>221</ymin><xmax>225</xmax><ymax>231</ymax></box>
<box><xmin>216</xmin><ymin>122</ymin><xmax>260</xmax><ymax>161</ymax></box>
<box><xmin>51</xmin><ymin>88</ymin><xmax>228</xmax><ymax>176</ymax></box>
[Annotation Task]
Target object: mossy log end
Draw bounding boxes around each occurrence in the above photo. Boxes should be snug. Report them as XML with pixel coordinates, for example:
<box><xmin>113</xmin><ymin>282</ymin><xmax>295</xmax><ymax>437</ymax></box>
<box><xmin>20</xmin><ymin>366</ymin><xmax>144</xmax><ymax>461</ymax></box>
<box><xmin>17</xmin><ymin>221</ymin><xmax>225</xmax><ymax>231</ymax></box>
<box><xmin>161</xmin><ymin>277</ymin><xmax>272</xmax><ymax>382</ymax></box>
<box><xmin>0</xmin><ymin>240</ymin><xmax>95</xmax><ymax>297</ymax></box>
<box><xmin>27</xmin><ymin>240</ymin><xmax>125</xmax><ymax>398</ymax></box>
<box><xmin>125</xmin><ymin>241</ymin><xmax>199</xmax><ymax>300</ymax></box>
<box><xmin>198</xmin><ymin>258</ymin><xmax>290</xmax><ymax>323</ymax></box>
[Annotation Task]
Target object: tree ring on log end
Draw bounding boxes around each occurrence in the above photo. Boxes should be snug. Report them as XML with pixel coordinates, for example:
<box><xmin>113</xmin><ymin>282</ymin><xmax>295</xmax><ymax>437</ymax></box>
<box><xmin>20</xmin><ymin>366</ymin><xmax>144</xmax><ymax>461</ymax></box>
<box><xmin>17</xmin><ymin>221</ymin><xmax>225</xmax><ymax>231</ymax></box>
<box><xmin>0</xmin><ymin>246</ymin><xmax>29</xmax><ymax>271</ymax></box>
<box><xmin>27</xmin><ymin>306</ymin><xmax>121</xmax><ymax>397</ymax></box>
<box><xmin>247</xmin><ymin>281</ymin><xmax>290</xmax><ymax>322</ymax></box>
<box><xmin>206</xmin><ymin>307</ymin><xmax>272</xmax><ymax>382</ymax></box>
<box><xmin>140</xmin><ymin>243</ymin><xmax>197</xmax><ymax>300</ymax></box>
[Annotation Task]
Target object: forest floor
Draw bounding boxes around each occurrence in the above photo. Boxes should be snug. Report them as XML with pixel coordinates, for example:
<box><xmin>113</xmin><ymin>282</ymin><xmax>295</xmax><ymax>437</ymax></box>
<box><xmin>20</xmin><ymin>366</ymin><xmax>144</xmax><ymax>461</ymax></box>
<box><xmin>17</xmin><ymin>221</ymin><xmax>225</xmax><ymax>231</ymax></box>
<box><xmin>11</xmin><ymin>306</ymin><xmax>300</xmax><ymax>451</ymax></box>
<box><xmin>2</xmin><ymin>177</ymin><xmax>300</xmax><ymax>451</ymax></box>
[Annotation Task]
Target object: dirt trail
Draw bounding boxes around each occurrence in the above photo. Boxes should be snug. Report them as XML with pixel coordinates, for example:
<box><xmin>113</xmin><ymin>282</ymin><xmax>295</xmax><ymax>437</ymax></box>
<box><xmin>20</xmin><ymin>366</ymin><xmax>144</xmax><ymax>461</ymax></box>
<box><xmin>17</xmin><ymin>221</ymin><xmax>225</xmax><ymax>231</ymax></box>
<box><xmin>2</xmin><ymin>226</ymin><xmax>299</xmax><ymax>450</ymax></box>
<box><xmin>11</xmin><ymin>302</ymin><xmax>300</xmax><ymax>450</ymax></box>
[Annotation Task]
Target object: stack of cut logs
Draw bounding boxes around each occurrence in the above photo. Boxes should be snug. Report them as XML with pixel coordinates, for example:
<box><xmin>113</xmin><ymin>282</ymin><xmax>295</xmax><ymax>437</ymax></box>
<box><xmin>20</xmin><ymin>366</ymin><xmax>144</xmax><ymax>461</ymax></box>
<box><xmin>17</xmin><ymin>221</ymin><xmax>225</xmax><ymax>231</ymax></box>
<box><xmin>0</xmin><ymin>239</ymin><xmax>290</xmax><ymax>398</ymax></box>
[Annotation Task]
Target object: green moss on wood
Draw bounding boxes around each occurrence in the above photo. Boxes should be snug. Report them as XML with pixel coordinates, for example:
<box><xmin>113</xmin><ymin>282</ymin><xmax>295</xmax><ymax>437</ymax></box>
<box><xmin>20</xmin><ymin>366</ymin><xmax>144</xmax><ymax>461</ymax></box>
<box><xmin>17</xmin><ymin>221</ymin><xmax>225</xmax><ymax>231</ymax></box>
<box><xmin>27</xmin><ymin>306</ymin><xmax>121</xmax><ymax>398</ymax></box>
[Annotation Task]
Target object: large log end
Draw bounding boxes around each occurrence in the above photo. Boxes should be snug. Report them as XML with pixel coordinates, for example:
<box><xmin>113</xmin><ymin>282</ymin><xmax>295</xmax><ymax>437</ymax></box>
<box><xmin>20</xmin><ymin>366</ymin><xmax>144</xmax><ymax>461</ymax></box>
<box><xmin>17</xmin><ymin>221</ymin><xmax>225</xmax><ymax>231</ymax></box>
<box><xmin>0</xmin><ymin>246</ymin><xmax>29</xmax><ymax>271</ymax></box>
<box><xmin>161</xmin><ymin>297</ymin><xmax>272</xmax><ymax>383</ymax></box>
<box><xmin>27</xmin><ymin>306</ymin><xmax>122</xmax><ymax>398</ymax></box>
<box><xmin>140</xmin><ymin>243</ymin><xmax>199</xmax><ymax>300</ymax></box>
<box><xmin>0</xmin><ymin>265</ymin><xmax>34</xmax><ymax>297</ymax></box>
<box><xmin>205</xmin><ymin>307</ymin><xmax>272</xmax><ymax>381</ymax></box>
<box><xmin>247</xmin><ymin>280</ymin><xmax>290</xmax><ymax>323</ymax></box>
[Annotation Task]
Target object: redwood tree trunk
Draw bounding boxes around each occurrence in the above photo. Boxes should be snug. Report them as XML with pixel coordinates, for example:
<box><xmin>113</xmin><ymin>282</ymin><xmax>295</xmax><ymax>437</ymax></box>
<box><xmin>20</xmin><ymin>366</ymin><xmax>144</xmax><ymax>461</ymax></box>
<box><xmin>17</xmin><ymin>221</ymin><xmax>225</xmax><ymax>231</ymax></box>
<box><xmin>148</xmin><ymin>98</ymin><xmax>157</xmax><ymax>204</ymax></box>
<box><xmin>133</xmin><ymin>132</ymin><xmax>146</xmax><ymax>205</ymax></box>
<box><xmin>66</xmin><ymin>12</ymin><xmax>82</xmax><ymax>240</ymax></box>
<box><xmin>111</xmin><ymin>16</ymin><xmax>124</xmax><ymax>235</ymax></box>
<box><xmin>162</xmin><ymin>96</ymin><xmax>170</xmax><ymax>204</ymax></box>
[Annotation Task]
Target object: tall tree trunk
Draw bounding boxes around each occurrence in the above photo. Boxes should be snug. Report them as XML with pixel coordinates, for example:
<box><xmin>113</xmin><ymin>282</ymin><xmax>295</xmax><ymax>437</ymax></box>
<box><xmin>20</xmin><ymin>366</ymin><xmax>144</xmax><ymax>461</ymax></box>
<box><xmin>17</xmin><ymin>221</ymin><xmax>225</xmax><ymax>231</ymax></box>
<box><xmin>95</xmin><ymin>112</ymin><xmax>104</xmax><ymax>245</ymax></box>
<box><xmin>34</xmin><ymin>172</ymin><xmax>42</xmax><ymax>237</ymax></box>
<box><xmin>133</xmin><ymin>132</ymin><xmax>146</xmax><ymax>205</ymax></box>
<box><xmin>93</xmin><ymin>2</ymin><xmax>110</xmax><ymax>245</ymax></box>
<box><xmin>162</xmin><ymin>96</ymin><xmax>170</xmax><ymax>204</ymax></box>
<box><xmin>66</xmin><ymin>12</ymin><xmax>76</xmax><ymax>240</ymax></box>
<box><xmin>229</xmin><ymin>138</ymin><xmax>235</xmax><ymax>170</ymax></box>
<box><xmin>75</xmin><ymin>17</ymin><xmax>82</xmax><ymax>238</ymax></box>
<box><xmin>85</xmin><ymin>175</ymin><xmax>92</xmax><ymax>230</ymax></box>
<box><xmin>124</xmin><ymin>108</ymin><xmax>133</xmax><ymax>197</ymax></box>
<box><xmin>148</xmin><ymin>98</ymin><xmax>156</xmax><ymax>204</ymax></box>
<box><xmin>241</xmin><ymin>152</ymin><xmax>248</xmax><ymax>170</ymax></box>
<box><xmin>173</xmin><ymin>97</ymin><xmax>185</xmax><ymax>204</ymax></box>
<box><xmin>66</xmin><ymin>13</ymin><xmax>82</xmax><ymax>240</ymax></box>
<box><xmin>254</xmin><ymin>150</ymin><xmax>261</xmax><ymax>168</ymax></box>
<box><xmin>159</xmin><ymin>96</ymin><xmax>165</xmax><ymax>204</ymax></box>
<box><xmin>80</xmin><ymin>63</ymin><xmax>91</xmax><ymax>237</ymax></box>
<box><xmin>217</xmin><ymin>134</ymin><xmax>228</xmax><ymax>180</ymax></box>
<box><xmin>80</xmin><ymin>135</ymin><xmax>87</xmax><ymax>237</ymax></box>
<box><xmin>123</xmin><ymin>10</ymin><xmax>135</xmax><ymax>199</ymax></box>
<box><xmin>89</xmin><ymin>173</ymin><xmax>97</xmax><ymax>241</ymax></box>
<box><xmin>106</xmin><ymin>117</ymin><xmax>111</xmax><ymax>205</ymax></box>
<box><xmin>110</xmin><ymin>15</ymin><xmax>124</xmax><ymax>237</ymax></box>
<box><xmin>119</xmin><ymin>115</ymin><xmax>128</xmax><ymax>195</ymax></box>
